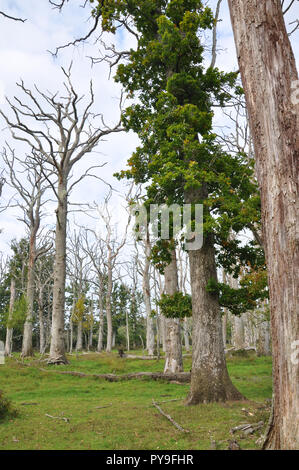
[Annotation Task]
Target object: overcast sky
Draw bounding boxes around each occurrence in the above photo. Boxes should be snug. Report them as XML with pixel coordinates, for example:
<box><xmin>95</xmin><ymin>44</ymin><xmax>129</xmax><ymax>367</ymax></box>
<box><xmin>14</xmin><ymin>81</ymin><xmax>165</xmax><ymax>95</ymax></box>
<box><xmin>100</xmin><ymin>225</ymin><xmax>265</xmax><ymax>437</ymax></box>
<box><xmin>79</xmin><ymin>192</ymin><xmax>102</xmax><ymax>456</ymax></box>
<box><xmin>0</xmin><ymin>0</ymin><xmax>298</xmax><ymax>259</ymax></box>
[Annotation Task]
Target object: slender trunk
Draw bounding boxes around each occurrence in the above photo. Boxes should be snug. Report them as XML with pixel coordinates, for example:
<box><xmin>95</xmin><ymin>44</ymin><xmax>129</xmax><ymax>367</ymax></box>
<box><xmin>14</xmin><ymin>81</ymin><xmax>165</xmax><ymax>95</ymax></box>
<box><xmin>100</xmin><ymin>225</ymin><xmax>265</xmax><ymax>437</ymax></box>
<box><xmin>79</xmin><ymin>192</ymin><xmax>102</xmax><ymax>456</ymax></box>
<box><xmin>222</xmin><ymin>312</ymin><xmax>227</xmax><ymax>347</ymax></box>
<box><xmin>232</xmin><ymin>315</ymin><xmax>245</xmax><ymax>350</ymax></box>
<box><xmin>97</xmin><ymin>287</ymin><xmax>104</xmax><ymax>352</ymax></box>
<box><xmin>5</xmin><ymin>278</ymin><xmax>15</xmax><ymax>356</ymax></box>
<box><xmin>183</xmin><ymin>317</ymin><xmax>190</xmax><ymax>352</ymax></box>
<box><xmin>48</xmin><ymin>180</ymin><xmax>68</xmax><ymax>364</ymax></box>
<box><xmin>22</xmin><ymin>234</ymin><xmax>36</xmax><ymax>357</ymax></box>
<box><xmin>125</xmin><ymin>309</ymin><xmax>130</xmax><ymax>351</ymax></box>
<box><xmin>187</xmin><ymin>232</ymin><xmax>243</xmax><ymax>404</ymax></box>
<box><xmin>228</xmin><ymin>0</ymin><xmax>299</xmax><ymax>448</ymax></box>
<box><xmin>256</xmin><ymin>319</ymin><xmax>271</xmax><ymax>357</ymax></box>
<box><xmin>105</xmin><ymin>256</ymin><xmax>113</xmax><ymax>352</ymax></box>
<box><xmin>76</xmin><ymin>321</ymin><xmax>83</xmax><ymax>351</ymax></box>
<box><xmin>38</xmin><ymin>288</ymin><xmax>46</xmax><ymax>354</ymax></box>
<box><xmin>70</xmin><ymin>318</ymin><xmax>73</xmax><ymax>353</ymax></box>
<box><xmin>143</xmin><ymin>233</ymin><xmax>155</xmax><ymax>356</ymax></box>
<box><xmin>163</xmin><ymin>248</ymin><xmax>183</xmax><ymax>374</ymax></box>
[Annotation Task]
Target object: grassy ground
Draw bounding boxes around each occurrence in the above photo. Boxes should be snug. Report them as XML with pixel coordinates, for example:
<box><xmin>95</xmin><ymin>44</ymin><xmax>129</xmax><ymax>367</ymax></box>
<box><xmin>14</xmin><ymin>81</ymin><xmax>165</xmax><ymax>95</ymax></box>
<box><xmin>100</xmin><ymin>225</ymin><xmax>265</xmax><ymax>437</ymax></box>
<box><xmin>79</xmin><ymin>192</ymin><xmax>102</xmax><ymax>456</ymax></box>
<box><xmin>0</xmin><ymin>351</ymin><xmax>272</xmax><ymax>450</ymax></box>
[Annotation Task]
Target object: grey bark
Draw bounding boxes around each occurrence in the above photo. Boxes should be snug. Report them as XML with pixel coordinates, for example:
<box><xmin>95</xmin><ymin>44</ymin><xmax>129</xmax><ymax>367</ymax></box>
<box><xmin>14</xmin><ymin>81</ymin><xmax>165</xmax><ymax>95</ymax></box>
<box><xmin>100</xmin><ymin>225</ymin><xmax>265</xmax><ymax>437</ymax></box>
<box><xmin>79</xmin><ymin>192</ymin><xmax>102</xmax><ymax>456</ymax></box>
<box><xmin>228</xmin><ymin>0</ymin><xmax>299</xmax><ymax>449</ymax></box>
<box><xmin>5</xmin><ymin>277</ymin><xmax>15</xmax><ymax>356</ymax></box>
<box><xmin>163</xmin><ymin>248</ymin><xmax>183</xmax><ymax>374</ymax></box>
<box><xmin>49</xmin><ymin>179</ymin><xmax>68</xmax><ymax>364</ymax></box>
<box><xmin>187</xmin><ymin>231</ymin><xmax>243</xmax><ymax>404</ymax></box>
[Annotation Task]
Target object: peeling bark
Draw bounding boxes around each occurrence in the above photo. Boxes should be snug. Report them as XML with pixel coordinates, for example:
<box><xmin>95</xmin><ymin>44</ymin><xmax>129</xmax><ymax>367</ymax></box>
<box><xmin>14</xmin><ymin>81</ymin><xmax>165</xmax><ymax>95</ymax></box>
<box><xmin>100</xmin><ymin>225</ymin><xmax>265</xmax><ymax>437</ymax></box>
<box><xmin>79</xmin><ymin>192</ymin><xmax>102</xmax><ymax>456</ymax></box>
<box><xmin>163</xmin><ymin>248</ymin><xmax>183</xmax><ymax>374</ymax></box>
<box><xmin>48</xmin><ymin>180</ymin><xmax>68</xmax><ymax>364</ymax></box>
<box><xmin>187</xmin><ymin>232</ymin><xmax>243</xmax><ymax>404</ymax></box>
<box><xmin>228</xmin><ymin>0</ymin><xmax>299</xmax><ymax>449</ymax></box>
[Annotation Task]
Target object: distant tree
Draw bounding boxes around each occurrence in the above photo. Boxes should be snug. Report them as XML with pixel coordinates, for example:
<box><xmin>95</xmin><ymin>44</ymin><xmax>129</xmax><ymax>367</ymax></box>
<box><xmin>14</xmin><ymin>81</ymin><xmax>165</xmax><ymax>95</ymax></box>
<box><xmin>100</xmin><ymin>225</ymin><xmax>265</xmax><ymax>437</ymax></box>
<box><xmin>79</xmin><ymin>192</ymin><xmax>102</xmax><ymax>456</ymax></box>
<box><xmin>0</xmin><ymin>67</ymin><xmax>123</xmax><ymax>364</ymax></box>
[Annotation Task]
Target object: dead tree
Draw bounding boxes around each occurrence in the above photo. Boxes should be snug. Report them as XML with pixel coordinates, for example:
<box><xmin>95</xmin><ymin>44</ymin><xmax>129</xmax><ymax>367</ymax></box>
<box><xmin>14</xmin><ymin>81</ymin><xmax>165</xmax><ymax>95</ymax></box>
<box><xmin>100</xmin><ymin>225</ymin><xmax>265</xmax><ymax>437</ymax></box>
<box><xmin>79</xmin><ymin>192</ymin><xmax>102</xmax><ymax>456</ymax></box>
<box><xmin>228</xmin><ymin>0</ymin><xmax>299</xmax><ymax>449</ymax></box>
<box><xmin>88</xmin><ymin>191</ymin><xmax>131</xmax><ymax>352</ymax></box>
<box><xmin>0</xmin><ymin>66</ymin><xmax>123</xmax><ymax>364</ymax></box>
<box><xmin>2</xmin><ymin>147</ymin><xmax>51</xmax><ymax>357</ymax></box>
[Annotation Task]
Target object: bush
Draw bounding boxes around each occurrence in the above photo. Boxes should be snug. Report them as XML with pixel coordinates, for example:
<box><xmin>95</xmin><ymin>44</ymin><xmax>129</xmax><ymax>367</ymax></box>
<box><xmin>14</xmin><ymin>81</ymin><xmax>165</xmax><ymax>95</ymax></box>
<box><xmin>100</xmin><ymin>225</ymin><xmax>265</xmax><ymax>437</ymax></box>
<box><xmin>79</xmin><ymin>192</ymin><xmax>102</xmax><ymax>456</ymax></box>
<box><xmin>0</xmin><ymin>390</ymin><xmax>16</xmax><ymax>420</ymax></box>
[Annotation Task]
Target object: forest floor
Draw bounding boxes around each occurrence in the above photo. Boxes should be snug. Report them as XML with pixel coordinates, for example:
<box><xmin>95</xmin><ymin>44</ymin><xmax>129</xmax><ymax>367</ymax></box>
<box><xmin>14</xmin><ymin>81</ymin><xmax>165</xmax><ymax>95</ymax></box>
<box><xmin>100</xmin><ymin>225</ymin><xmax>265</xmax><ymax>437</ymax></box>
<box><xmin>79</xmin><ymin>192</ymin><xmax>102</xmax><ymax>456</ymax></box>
<box><xmin>0</xmin><ymin>351</ymin><xmax>272</xmax><ymax>450</ymax></box>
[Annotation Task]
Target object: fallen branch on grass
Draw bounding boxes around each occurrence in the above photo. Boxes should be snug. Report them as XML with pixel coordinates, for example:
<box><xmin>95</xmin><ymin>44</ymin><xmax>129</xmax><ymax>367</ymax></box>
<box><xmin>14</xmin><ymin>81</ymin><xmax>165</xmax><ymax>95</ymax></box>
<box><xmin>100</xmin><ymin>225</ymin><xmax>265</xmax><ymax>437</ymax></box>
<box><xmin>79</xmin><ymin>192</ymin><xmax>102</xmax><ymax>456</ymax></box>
<box><xmin>20</xmin><ymin>402</ymin><xmax>39</xmax><ymax>406</ymax></box>
<box><xmin>45</xmin><ymin>414</ymin><xmax>70</xmax><ymax>423</ymax></box>
<box><xmin>95</xmin><ymin>404</ymin><xmax>113</xmax><ymax>409</ymax></box>
<box><xmin>39</xmin><ymin>368</ymin><xmax>191</xmax><ymax>383</ymax></box>
<box><xmin>126</xmin><ymin>354</ymin><xmax>192</xmax><ymax>360</ymax></box>
<box><xmin>230</xmin><ymin>421</ymin><xmax>264</xmax><ymax>436</ymax></box>
<box><xmin>152</xmin><ymin>399</ymin><xmax>190</xmax><ymax>433</ymax></box>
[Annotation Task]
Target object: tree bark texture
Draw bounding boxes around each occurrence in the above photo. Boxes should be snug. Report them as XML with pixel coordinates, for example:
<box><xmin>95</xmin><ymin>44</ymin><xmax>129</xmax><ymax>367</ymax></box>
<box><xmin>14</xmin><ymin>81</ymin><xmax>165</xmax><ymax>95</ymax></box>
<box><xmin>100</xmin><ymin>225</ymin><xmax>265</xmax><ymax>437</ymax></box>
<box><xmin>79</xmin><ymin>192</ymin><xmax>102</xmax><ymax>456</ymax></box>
<box><xmin>228</xmin><ymin>0</ymin><xmax>299</xmax><ymax>449</ymax></box>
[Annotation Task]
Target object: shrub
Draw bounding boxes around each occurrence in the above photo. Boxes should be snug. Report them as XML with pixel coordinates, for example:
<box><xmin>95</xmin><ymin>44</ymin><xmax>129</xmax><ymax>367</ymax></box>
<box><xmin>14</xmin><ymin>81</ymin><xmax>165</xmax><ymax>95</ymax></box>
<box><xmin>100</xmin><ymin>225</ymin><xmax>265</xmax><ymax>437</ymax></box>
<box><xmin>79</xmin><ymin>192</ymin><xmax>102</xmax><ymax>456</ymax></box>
<box><xmin>0</xmin><ymin>390</ymin><xmax>16</xmax><ymax>420</ymax></box>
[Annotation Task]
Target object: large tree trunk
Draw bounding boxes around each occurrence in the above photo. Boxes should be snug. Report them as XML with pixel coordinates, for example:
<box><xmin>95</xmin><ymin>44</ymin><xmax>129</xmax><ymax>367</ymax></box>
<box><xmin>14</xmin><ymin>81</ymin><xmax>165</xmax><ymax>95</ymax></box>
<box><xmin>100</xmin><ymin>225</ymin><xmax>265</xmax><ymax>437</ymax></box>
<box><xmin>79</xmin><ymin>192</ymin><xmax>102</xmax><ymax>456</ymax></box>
<box><xmin>163</xmin><ymin>248</ymin><xmax>183</xmax><ymax>374</ymax></box>
<box><xmin>186</xmin><ymin>232</ymin><xmax>243</xmax><ymax>404</ymax></box>
<box><xmin>5</xmin><ymin>278</ymin><xmax>15</xmax><ymax>356</ymax></box>
<box><xmin>228</xmin><ymin>0</ymin><xmax>299</xmax><ymax>449</ymax></box>
<box><xmin>48</xmin><ymin>180</ymin><xmax>68</xmax><ymax>364</ymax></box>
<box><xmin>22</xmin><ymin>234</ymin><xmax>36</xmax><ymax>357</ymax></box>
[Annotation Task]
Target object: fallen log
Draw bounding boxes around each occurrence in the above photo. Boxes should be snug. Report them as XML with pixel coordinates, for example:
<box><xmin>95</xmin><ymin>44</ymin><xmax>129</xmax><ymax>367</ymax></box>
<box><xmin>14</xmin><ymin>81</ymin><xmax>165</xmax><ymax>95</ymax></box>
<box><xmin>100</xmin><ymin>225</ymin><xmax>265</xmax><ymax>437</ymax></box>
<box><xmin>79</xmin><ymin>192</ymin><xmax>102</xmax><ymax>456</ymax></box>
<box><xmin>125</xmin><ymin>354</ymin><xmax>192</xmax><ymax>360</ymax></box>
<box><xmin>39</xmin><ymin>368</ymin><xmax>191</xmax><ymax>383</ymax></box>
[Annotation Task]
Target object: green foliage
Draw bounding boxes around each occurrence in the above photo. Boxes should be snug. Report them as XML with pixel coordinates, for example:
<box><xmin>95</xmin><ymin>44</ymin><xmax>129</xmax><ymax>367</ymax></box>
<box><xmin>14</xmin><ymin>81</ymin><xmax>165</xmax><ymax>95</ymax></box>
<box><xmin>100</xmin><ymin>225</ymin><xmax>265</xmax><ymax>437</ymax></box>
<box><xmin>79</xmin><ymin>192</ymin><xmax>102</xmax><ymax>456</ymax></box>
<box><xmin>6</xmin><ymin>295</ymin><xmax>27</xmax><ymax>331</ymax></box>
<box><xmin>207</xmin><ymin>266</ymin><xmax>268</xmax><ymax>316</ymax></box>
<box><xmin>157</xmin><ymin>291</ymin><xmax>192</xmax><ymax>319</ymax></box>
<box><xmin>0</xmin><ymin>390</ymin><xmax>16</xmax><ymax>421</ymax></box>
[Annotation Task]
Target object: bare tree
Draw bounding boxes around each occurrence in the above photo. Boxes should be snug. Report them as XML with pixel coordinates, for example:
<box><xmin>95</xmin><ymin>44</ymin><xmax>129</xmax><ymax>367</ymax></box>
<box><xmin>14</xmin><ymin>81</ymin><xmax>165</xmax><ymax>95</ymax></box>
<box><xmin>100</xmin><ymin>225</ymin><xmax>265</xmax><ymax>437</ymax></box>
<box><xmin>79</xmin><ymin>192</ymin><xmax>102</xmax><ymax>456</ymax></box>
<box><xmin>2</xmin><ymin>147</ymin><xmax>51</xmax><ymax>357</ymax></box>
<box><xmin>84</xmin><ymin>191</ymin><xmax>131</xmax><ymax>352</ymax></box>
<box><xmin>228</xmin><ymin>0</ymin><xmax>299</xmax><ymax>449</ymax></box>
<box><xmin>0</xmin><ymin>66</ymin><xmax>123</xmax><ymax>364</ymax></box>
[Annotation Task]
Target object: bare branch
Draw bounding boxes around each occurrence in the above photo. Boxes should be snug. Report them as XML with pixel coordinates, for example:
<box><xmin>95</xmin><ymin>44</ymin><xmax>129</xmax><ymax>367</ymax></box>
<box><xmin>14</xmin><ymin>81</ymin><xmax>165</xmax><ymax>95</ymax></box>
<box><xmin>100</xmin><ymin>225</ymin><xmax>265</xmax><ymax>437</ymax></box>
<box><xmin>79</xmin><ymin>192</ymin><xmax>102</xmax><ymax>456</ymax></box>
<box><xmin>210</xmin><ymin>0</ymin><xmax>223</xmax><ymax>69</ymax></box>
<box><xmin>0</xmin><ymin>11</ymin><xmax>26</xmax><ymax>22</ymax></box>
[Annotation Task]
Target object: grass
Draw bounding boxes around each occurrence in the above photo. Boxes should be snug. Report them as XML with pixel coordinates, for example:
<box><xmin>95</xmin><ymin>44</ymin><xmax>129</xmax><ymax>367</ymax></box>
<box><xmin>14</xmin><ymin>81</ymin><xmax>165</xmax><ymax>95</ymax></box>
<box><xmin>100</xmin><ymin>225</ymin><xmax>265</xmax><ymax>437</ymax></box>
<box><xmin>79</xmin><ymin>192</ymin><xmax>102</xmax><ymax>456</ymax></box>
<box><xmin>0</xmin><ymin>351</ymin><xmax>272</xmax><ymax>450</ymax></box>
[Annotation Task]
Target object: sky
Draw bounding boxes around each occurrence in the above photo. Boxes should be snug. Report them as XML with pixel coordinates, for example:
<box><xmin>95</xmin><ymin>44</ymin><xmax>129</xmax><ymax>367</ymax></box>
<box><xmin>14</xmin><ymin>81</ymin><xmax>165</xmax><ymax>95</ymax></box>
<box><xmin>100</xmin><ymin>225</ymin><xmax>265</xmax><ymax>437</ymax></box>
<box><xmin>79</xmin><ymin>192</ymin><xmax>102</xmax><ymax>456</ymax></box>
<box><xmin>0</xmin><ymin>0</ymin><xmax>298</xmax><ymax>261</ymax></box>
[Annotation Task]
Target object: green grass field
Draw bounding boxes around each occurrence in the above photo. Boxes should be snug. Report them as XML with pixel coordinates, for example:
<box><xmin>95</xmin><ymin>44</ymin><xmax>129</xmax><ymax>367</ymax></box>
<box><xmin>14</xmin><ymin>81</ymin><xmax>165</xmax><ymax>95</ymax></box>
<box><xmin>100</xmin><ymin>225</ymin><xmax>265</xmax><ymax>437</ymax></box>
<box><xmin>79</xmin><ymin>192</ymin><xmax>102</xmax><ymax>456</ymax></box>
<box><xmin>0</xmin><ymin>352</ymin><xmax>272</xmax><ymax>450</ymax></box>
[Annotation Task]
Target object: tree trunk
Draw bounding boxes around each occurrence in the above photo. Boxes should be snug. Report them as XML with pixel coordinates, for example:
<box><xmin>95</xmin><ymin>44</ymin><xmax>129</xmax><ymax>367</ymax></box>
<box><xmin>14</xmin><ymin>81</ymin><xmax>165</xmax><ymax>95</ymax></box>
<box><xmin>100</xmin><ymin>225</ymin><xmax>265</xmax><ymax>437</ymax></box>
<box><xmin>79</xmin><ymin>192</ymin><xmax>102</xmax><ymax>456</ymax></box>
<box><xmin>105</xmin><ymin>256</ymin><xmax>113</xmax><ymax>352</ymax></box>
<box><xmin>187</xmin><ymin>232</ymin><xmax>243</xmax><ymax>404</ymax></box>
<box><xmin>5</xmin><ymin>278</ymin><xmax>15</xmax><ymax>356</ymax></box>
<box><xmin>69</xmin><ymin>318</ymin><xmax>73</xmax><ymax>354</ymax></box>
<box><xmin>163</xmin><ymin>248</ymin><xmax>183</xmax><ymax>374</ymax></box>
<box><xmin>48</xmin><ymin>180</ymin><xmax>68</xmax><ymax>364</ymax></box>
<box><xmin>38</xmin><ymin>288</ymin><xmax>46</xmax><ymax>354</ymax></box>
<box><xmin>232</xmin><ymin>315</ymin><xmax>245</xmax><ymax>350</ymax></box>
<box><xmin>143</xmin><ymin>233</ymin><xmax>155</xmax><ymax>356</ymax></box>
<box><xmin>222</xmin><ymin>312</ymin><xmax>227</xmax><ymax>347</ymax></box>
<box><xmin>97</xmin><ymin>289</ymin><xmax>104</xmax><ymax>352</ymax></box>
<box><xmin>183</xmin><ymin>317</ymin><xmax>190</xmax><ymax>352</ymax></box>
<box><xmin>76</xmin><ymin>321</ymin><xmax>83</xmax><ymax>351</ymax></box>
<box><xmin>125</xmin><ymin>309</ymin><xmax>130</xmax><ymax>351</ymax></box>
<box><xmin>228</xmin><ymin>0</ymin><xmax>299</xmax><ymax>449</ymax></box>
<box><xmin>22</xmin><ymin>234</ymin><xmax>36</xmax><ymax>357</ymax></box>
